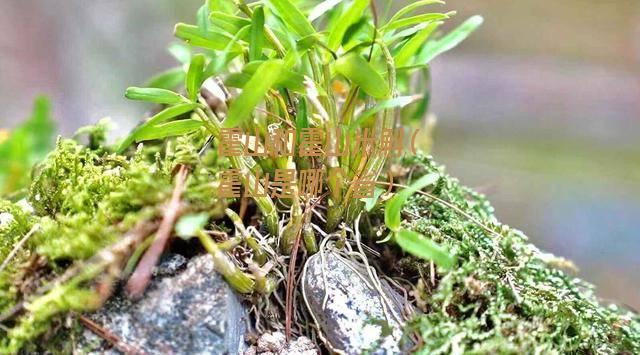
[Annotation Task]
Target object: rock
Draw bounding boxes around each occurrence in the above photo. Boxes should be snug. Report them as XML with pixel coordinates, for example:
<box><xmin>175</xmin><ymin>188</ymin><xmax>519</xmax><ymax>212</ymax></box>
<box><xmin>152</xmin><ymin>253</ymin><xmax>188</xmax><ymax>277</ymax></box>
<box><xmin>245</xmin><ymin>332</ymin><xmax>317</xmax><ymax>355</ymax></box>
<box><xmin>78</xmin><ymin>254</ymin><xmax>249</xmax><ymax>354</ymax></box>
<box><xmin>257</xmin><ymin>331</ymin><xmax>286</xmax><ymax>352</ymax></box>
<box><xmin>301</xmin><ymin>251</ymin><xmax>411</xmax><ymax>354</ymax></box>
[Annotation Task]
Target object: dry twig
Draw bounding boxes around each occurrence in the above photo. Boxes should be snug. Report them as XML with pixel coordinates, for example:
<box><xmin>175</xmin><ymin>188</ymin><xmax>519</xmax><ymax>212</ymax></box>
<box><xmin>126</xmin><ymin>165</ymin><xmax>189</xmax><ymax>298</ymax></box>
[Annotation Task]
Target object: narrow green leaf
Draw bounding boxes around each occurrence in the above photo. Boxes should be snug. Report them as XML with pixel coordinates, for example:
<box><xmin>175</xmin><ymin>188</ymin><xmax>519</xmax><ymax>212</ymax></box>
<box><xmin>394</xmin><ymin>21</ymin><xmax>441</xmax><ymax>67</ymax></box>
<box><xmin>224</xmin><ymin>72</ymin><xmax>251</xmax><ymax>89</ymax></box>
<box><xmin>145</xmin><ymin>67</ymin><xmax>186</xmax><ymax>90</ymax></box>
<box><xmin>208</xmin><ymin>0</ymin><xmax>234</xmax><ymax>13</ymax></box>
<box><xmin>295</xmin><ymin>98</ymin><xmax>309</xmax><ymax>130</ymax></box>
<box><xmin>349</xmin><ymin>95</ymin><xmax>422</xmax><ymax>131</ymax></box>
<box><xmin>0</xmin><ymin>96</ymin><xmax>55</xmax><ymax>193</ymax></box>
<box><xmin>117</xmin><ymin>103</ymin><xmax>199</xmax><ymax>153</ymax></box>
<box><xmin>335</xmin><ymin>53</ymin><xmax>389</xmax><ymax>99</ymax></box>
<box><xmin>249</xmin><ymin>7</ymin><xmax>265</xmax><ymax>61</ymax></box>
<box><xmin>197</xmin><ymin>5</ymin><xmax>210</xmax><ymax>32</ymax></box>
<box><xmin>23</xmin><ymin>96</ymin><xmax>55</xmax><ymax>159</ymax></box>
<box><xmin>385</xmin><ymin>24</ymin><xmax>429</xmax><ymax>44</ymax></box>
<box><xmin>385</xmin><ymin>172</ymin><xmax>439</xmax><ymax>231</ymax></box>
<box><xmin>418</xmin><ymin>15</ymin><xmax>484</xmax><ymax>64</ymax></box>
<box><xmin>125</xmin><ymin>87</ymin><xmax>186</xmax><ymax>105</ymax></box>
<box><xmin>186</xmin><ymin>54</ymin><xmax>206</xmax><ymax>101</ymax></box>
<box><xmin>267</xmin><ymin>0</ymin><xmax>316</xmax><ymax>37</ymax></box>
<box><xmin>205</xmin><ymin>25</ymin><xmax>250</xmax><ymax>78</ymax></box>
<box><xmin>308</xmin><ymin>0</ymin><xmax>342</xmax><ymax>22</ymax></box>
<box><xmin>210</xmin><ymin>11</ymin><xmax>251</xmax><ymax>35</ymax></box>
<box><xmin>384</xmin><ymin>12</ymin><xmax>452</xmax><ymax>32</ymax></box>
<box><xmin>239</xmin><ymin>61</ymin><xmax>304</xmax><ymax>92</ymax></box>
<box><xmin>135</xmin><ymin>119</ymin><xmax>203</xmax><ymax>142</ymax></box>
<box><xmin>223</xmin><ymin>60</ymin><xmax>284</xmax><ymax>128</ymax></box>
<box><xmin>362</xmin><ymin>187</ymin><xmax>385</xmax><ymax>212</ymax></box>
<box><xmin>168</xmin><ymin>43</ymin><xmax>192</xmax><ymax>65</ymax></box>
<box><xmin>396</xmin><ymin>228</ymin><xmax>455</xmax><ymax>270</ymax></box>
<box><xmin>327</xmin><ymin>0</ymin><xmax>371</xmax><ymax>51</ymax></box>
<box><xmin>387</xmin><ymin>0</ymin><xmax>444</xmax><ymax>25</ymax></box>
<box><xmin>174</xmin><ymin>23</ymin><xmax>237</xmax><ymax>51</ymax></box>
<box><xmin>176</xmin><ymin>213</ymin><xmax>210</xmax><ymax>239</ymax></box>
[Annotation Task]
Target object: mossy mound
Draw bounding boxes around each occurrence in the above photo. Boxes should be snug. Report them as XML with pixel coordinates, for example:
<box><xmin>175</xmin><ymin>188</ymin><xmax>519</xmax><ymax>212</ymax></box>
<box><xmin>399</xmin><ymin>154</ymin><xmax>640</xmax><ymax>354</ymax></box>
<box><xmin>0</xmin><ymin>131</ymin><xmax>637</xmax><ymax>353</ymax></box>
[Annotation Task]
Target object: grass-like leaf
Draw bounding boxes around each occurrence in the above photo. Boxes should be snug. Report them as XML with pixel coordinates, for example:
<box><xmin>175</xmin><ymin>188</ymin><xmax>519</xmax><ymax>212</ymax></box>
<box><xmin>385</xmin><ymin>172</ymin><xmax>439</xmax><ymax>231</ymax></box>
<box><xmin>176</xmin><ymin>213</ymin><xmax>210</xmax><ymax>239</ymax></box>
<box><xmin>267</xmin><ymin>0</ymin><xmax>316</xmax><ymax>38</ymax></box>
<box><xmin>210</xmin><ymin>11</ymin><xmax>251</xmax><ymax>35</ymax></box>
<box><xmin>418</xmin><ymin>15</ymin><xmax>484</xmax><ymax>64</ymax></box>
<box><xmin>362</xmin><ymin>187</ymin><xmax>385</xmax><ymax>212</ymax></box>
<box><xmin>174</xmin><ymin>23</ymin><xmax>236</xmax><ymax>51</ymax></box>
<box><xmin>387</xmin><ymin>0</ymin><xmax>444</xmax><ymax>25</ymax></box>
<box><xmin>335</xmin><ymin>52</ymin><xmax>390</xmax><ymax>99</ymax></box>
<box><xmin>308</xmin><ymin>0</ymin><xmax>342</xmax><ymax>22</ymax></box>
<box><xmin>0</xmin><ymin>96</ymin><xmax>55</xmax><ymax>194</ymax></box>
<box><xmin>168</xmin><ymin>43</ymin><xmax>192</xmax><ymax>65</ymax></box>
<box><xmin>117</xmin><ymin>103</ymin><xmax>199</xmax><ymax>153</ymax></box>
<box><xmin>327</xmin><ymin>0</ymin><xmax>371</xmax><ymax>51</ymax></box>
<box><xmin>205</xmin><ymin>25</ymin><xmax>250</xmax><ymax>78</ymax></box>
<box><xmin>349</xmin><ymin>95</ymin><xmax>422</xmax><ymax>131</ymax></box>
<box><xmin>394</xmin><ymin>22</ymin><xmax>441</xmax><ymax>67</ymax></box>
<box><xmin>134</xmin><ymin>119</ymin><xmax>203</xmax><ymax>142</ymax></box>
<box><xmin>384</xmin><ymin>12</ymin><xmax>452</xmax><ymax>32</ymax></box>
<box><xmin>396</xmin><ymin>228</ymin><xmax>455</xmax><ymax>270</ymax></box>
<box><xmin>186</xmin><ymin>54</ymin><xmax>206</xmax><ymax>101</ymax></box>
<box><xmin>125</xmin><ymin>87</ymin><xmax>187</xmax><ymax>105</ymax></box>
<box><xmin>226</xmin><ymin>61</ymin><xmax>304</xmax><ymax>92</ymax></box>
<box><xmin>223</xmin><ymin>60</ymin><xmax>285</xmax><ymax>128</ymax></box>
<box><xmin>249</xmin><ymin>6</ymin><xmax>266</xmax><ymax>61</ymax></box>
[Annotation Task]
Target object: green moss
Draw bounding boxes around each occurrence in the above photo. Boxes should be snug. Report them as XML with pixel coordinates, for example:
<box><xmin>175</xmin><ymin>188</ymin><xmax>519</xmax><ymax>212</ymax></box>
<box><xmin>0</xmin><ymin>199</ymin><xmax>32</xmax><ymax>257</ymax></box>
<box><xmin>0</xmin><ymin>199</ymin><xmax>34</xmax><ymax>315</ymax></box>
<box><xmin>0</xmin><ymin>127</ymin><xmax>233</xmax><ymax>351</ymax></box>
<box><xmin>28</xmin><ymin>138</ymin><xmax>173</xmax><ymax>261</ymax></box>
<box><xmin>399</xmin><ymin>153</ymin><xmax>640</xmax><ymax>354</ymax></box>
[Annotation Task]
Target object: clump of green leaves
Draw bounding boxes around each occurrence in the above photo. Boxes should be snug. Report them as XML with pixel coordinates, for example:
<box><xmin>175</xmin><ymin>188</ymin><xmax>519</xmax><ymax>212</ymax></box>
<box><xmin>117</xmin><ymin>0</ymin><xmax>483</xmax><ymax>240</ymax></box>
<box><xmin>1</xmin><ymin>0</ymin><xmax>637</xmax><ymax>353</ymax></box>
<box><xmin>384</xmin><ymin>172</ymin><xmax>455</xmax><ymax>270</ymax></box>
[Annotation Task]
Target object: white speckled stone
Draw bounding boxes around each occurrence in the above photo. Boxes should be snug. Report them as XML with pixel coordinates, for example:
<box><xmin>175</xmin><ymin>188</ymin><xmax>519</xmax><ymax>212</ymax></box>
<box><xmin>302</xmin><ymin>251</ymin><xmax>411</xmax><ymax>354</ymax></box>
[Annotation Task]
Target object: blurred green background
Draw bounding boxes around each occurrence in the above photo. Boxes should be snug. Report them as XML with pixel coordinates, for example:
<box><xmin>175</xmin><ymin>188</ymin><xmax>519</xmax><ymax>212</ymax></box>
<box><xmin>0</xmin><ymin>0</ymin><xmax>638</xmax><ymax>309</ymax></box>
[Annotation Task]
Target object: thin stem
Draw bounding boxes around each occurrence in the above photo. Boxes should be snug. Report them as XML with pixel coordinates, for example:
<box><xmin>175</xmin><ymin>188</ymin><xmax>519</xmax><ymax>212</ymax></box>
<box><xmin>196</xmin><ymin>100</ymin><xmax>280</xmax><ymax>236</ymax></box>
<box><xmin>126</xmin><ymin>165</ymin><xmax>189</xmax><ymax>298</ymax></box>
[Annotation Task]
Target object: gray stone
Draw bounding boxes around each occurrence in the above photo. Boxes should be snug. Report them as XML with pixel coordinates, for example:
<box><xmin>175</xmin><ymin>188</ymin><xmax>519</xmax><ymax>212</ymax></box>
<box><xmin>301</xmin><ymin>251</ymin><xmax>410</xmax><ymax>354</ymax></box>
<box><xmin>78</xmin><ymin>254</ymin><xmax>248</xmax><ymax>354</ymax></box>
<box><xmin>152</xmin><ymin>253</ymin><xmax>188</xmax><ymax>277</ymax></box>
<box><xmin>244</xmin><ymin>332</ymin><xmax>318</xmax><ymax>355</ymax></box>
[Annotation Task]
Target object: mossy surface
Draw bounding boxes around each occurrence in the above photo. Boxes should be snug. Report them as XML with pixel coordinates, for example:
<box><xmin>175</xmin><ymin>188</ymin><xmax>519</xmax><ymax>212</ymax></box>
<box><xmin>0</xmin><ymin>0</ymin><xmax>638</xmax><ymax>351</ymax></box>
<box><xmin>398</xmin><ymin>154</ymin><xmax>640</xmax><ymax>354</ymax></box>
<box><xmin>0</xmin><ymin>132</ymin><xmax>637</xmax><ymax>353</ymax></box>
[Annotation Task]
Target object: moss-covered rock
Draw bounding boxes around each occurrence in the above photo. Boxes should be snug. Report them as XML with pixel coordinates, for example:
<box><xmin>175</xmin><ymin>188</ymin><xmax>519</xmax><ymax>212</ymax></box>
<box><xmin>398</xmin><ymin>153</ymin><xmax>640</xmax><ymax>354</ymax></box>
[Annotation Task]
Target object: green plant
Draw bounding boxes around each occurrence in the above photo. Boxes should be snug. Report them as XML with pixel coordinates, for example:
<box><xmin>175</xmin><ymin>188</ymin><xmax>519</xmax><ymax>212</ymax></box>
<box><xmin>117</xmin><ymin>0</ymin><xmax>482</xmax><ymax>240</ymax></box>
<box><xmin>1</xmin><ymin>1</ymin><xmax>638</xmax><ymax>353</ymax></box>
<box><xmin>0</xmin><ymin>97</ymin><xmax>55</xmax><ymax>196</ymax></box>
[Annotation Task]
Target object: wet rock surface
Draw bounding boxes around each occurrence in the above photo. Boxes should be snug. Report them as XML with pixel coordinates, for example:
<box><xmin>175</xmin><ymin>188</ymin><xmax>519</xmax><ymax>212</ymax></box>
<box><xmin>302</xmin><ymin>251</ymin><xmax>410</xmax><ymax>354</ymax></box>
<box><xmin>78</xmin><ymin>254</ymin><xmax>248</xmax><ymax>354</ymax></box>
